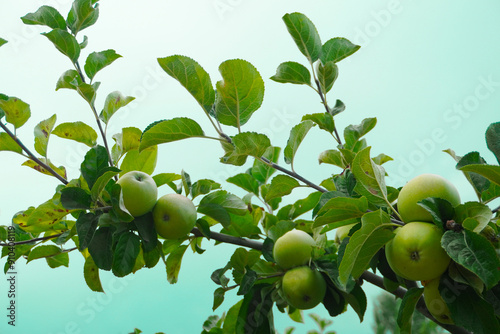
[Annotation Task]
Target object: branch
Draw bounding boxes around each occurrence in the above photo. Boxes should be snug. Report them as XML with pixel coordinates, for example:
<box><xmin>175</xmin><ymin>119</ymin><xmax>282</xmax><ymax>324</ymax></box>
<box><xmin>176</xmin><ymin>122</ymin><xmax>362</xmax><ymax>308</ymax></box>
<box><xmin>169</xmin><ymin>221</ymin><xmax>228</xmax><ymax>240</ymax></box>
<box><xmin>0</xmin><ymin>233</ymin><xmax>63</xmax><ymax>247</ymax></box>
<box><xmin>0</xmin><ymin>122</ymin><xmax>68</xmax><ymax>185</ymax></box>
<box><xmin>191</xmin><ymin>228</ymin><xmax>263</xmax><ymax>251</ymax></box>
<box><xmin>314</xmin><ymin>78</ymin><xmax>343</xmax><ymax>147</ymax></box>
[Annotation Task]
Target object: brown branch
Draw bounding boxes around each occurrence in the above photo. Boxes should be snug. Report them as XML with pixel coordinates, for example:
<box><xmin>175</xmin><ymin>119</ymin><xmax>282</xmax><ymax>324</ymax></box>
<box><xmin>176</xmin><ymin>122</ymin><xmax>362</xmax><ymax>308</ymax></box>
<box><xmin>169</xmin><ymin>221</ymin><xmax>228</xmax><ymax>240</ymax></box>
<box><xmin>314</xmin><ymin>78</ymin><xmax>343</xmax><ymax>147</ymax></box>
<box><xmin>191</xmin><ymin>227</ymin><xmax>263</xmax><ymax>251</ymax></box>
<box><xmin>0</xmin><ymin>233</ymin><xmax>63</xmax><ymax>247</ymax></box>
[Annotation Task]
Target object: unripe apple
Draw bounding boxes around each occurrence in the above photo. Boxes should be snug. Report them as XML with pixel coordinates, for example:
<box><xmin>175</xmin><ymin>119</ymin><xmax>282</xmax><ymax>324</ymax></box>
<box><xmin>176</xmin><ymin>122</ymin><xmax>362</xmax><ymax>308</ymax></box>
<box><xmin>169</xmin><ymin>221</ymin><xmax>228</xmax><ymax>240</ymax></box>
<box><xmin>423</xmin><ymin>277</ymin><xmax>454</xmax><ymax>325</ymax></box>
<box><xmin>153</xmin><ymin>193</ymin><xmax>197</xmax><ymax>239</ymax></box>
<box><xmin>273</xmin><ymin>229</ymin><xmax>315</xmax><ymax>269</ymax></box>
<box><xmin>116</xmin><ymin>170</ymin><xmax>158</xmax><ymax>217</ymax></box>
<box><xmin>397</xmin><ymin>174</ymin><xmax>460</xmax><ymax>223</ymax></box>
<box><xmin>282</xmin><ymin>266</ymin><xmax>326</xmax><ymax>310</ymax></box>
<box><xmin>385</xmin><ymin>221</ymin><xmax>451</xmax><ymax>281</ymax></box>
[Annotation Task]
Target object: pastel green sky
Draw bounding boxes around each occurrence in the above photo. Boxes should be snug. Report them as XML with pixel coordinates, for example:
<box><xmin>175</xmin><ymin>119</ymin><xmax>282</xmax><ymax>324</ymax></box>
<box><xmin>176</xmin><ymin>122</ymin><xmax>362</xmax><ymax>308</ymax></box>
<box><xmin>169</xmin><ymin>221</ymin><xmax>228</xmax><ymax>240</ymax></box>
<box><xmin>1</xmin><ymin>0</ymin><xmax>499</xmax><ymax>333</ymax></box>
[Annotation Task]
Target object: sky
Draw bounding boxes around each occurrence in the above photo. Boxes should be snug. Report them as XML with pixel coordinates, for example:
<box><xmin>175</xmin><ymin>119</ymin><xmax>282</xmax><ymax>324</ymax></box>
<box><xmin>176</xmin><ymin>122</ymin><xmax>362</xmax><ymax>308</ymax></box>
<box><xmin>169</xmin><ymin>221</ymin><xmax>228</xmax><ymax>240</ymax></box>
<box><xmin>1</xmin><ymin>0</ymin><xmax>500</xmax><ymax>333</ymax></box>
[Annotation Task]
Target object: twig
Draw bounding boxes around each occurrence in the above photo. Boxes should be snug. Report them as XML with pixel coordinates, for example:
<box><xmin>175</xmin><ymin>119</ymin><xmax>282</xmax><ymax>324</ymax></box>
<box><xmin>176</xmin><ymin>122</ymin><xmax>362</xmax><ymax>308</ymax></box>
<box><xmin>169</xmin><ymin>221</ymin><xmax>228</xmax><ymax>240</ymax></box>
<box><xmin>314</xmin><ymin>78</ymin><xmax>343</xmax><ymax>147</ymax></box>
<box><xmin>0</xmin><ymin>233</ymin><xmax>63</xmax><ymax>247</ymax></box>
<box><xmin>191</xmin><ymin>227</ymin><xmax>263</xmax><ymax>251</ymax></box>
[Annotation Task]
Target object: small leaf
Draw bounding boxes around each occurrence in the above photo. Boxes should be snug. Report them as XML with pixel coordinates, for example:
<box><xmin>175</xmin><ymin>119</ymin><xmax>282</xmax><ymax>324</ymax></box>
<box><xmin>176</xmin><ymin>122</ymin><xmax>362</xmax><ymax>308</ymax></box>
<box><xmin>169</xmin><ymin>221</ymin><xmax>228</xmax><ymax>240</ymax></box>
<box><xmin>454</xmin><ymin>201</ymin><xmax>493</xmax><ymax>233</ymax></box>
<box><xmin>139</xmin><ymin>118</ymin><xmax>204</xmax><ymax>151</ymax></box>
<box><xmin>166</xmin><ymin>244</ymin><xmax>188</xmax><ymax>284</ymax></box>
<box><xmin>282</xmin><ymin>13</ymin><xmax>322</xmax><ymax>63</ymax></box>
<box><xmin>330</xmin><ymin>99</ymin><xmax>346</xmax><ymax>116</ymax></box>
<box><xmin>99</xmin><ymin>91</ymin><xmax>135</xmax><ymax>124</ymax></box>
<box><xmin>221</xmin><ymin>132</ymin><xmax>271</xmax><ymax>166</ymax></box>
<box><xmin>0</xmin><ymin>133</ymin><xmax>22</xmax><ymax>154</ymax></box>
<box><xmin>46</xmin><ymin>252</ymin><xmax>69</xmax><ymax>268</ymax></box>
<box><xmin>227</xmin><ymin>173</ymin><xmax>260</xmax><ymax>195</ymax></box>
<box><xmin>344</xmin><ymin>118</ymin><xmax>377</xmax><ymax>150</ymax></box>
<box><xmin>52</xmin><ymin>121</ymin><xmax>97</xmax><ymax>147</ymax></box>
<box><xmin>21</xmin><ymin>159</ymin><xmax>67</xmax><ymax>179</ymax></box>
<box><xmin>302</xmin><ymin>113</ymin><xmax>335</xmax><ymax>134</ymax></box>
<box><xmin>81</xmin><ymin>145</ymin><xmax>109</xmax><ymax>189</ymax></box>
<box><xmin>27</xmin><ymin>245</ymin><xmax>62</xmax><ymax>263</ymax></box>
<box><xmin>213</xmin><ymin>287</ymin><xmax>226</xmax><ymax>311</ymax></box>
<box><xmin>90</xmin><ymin>167</ymin><xmax>120</xmax><ymax>201</ymax></box>
<box><xmin>215</xmin><ymin>59</ymin><xmax>265</xmax><ymax>128</ymax></box>
<box><xmin>84</xmin><ymin>50</ymin><xmax>121</xmax><ymax>80</ymax></box>
<box><xmin>321</xmin><ymin>37</ymin><xmax>360</xmax><ymax>64</ymax></box>
<box><xmin>67</xmin><ymin>0</ymin><xmax>99</xmax><ymax>35</ymax></box>
<box><xmin>21</xmin><ymin>6</ymin><xmax>67</xmax><ymax>30</ymax></box>
<box><xmin>251</xmin><ymin>146</ymin><xmax>280</xmax><ymax>183</ymax></box>
<box><xmin>42</xmin><ymin>29</ymin><xmax>80</xmax><ymax>63</ymax></box>
<box><xmin>84</xmin><ymin>255</ymin><xmax>104</xmax><ymax>292</ymax></box>
<box><xmin>486</xmin><ymin>122</ymin><xmax>500</xmax><ymax>164</ymax></box>
<box><xmin>55</xmin><ymin>69</ymin><xmax>82</xmax><ymax>91</ymax></box>
<box><xmin>417</xmin><ymin>197</ymin><xmax>455</xmax><ymax>228</ymax></box>
<box><xmin>314</xmin><ymin>196</ymin><xmax>368</xmax><ymax>228</ymax></box>
<box><xmin>76</xmin><ymin>81</ymin><xmax>100</xmax><ymax>105</ymax></box>
<box><xmin>112</xmin><ymin>232</ymin><xmax>141</xmax><ymax>277</ymax></box>
<box><xmin>270</xmin><ymin>61</ymin><xmax>311</xmax><ymax>85</ymax></box>
<box><xmin>237</xmin><ymin>268</ymin><xmax>258</xmax><ymax>295</ymax></box>
<box><xmin>317</xmin><ymin>61</ymin><xmax>338</xmax><ymax>93</ymax></box>
<box><xmin>0</xmin><ymin>95</ymin><xmax>31</xmax><ymax>129</ymax></box>
<box><xmin>76</xmin><ymin>212</ymin><xmax>99</xmax><ymax>250</ymax></box>
<box><xmin>34</xmin><ymin>114</ymin><xmax>57</xmax><ymax>157</ymax></box>
<box><xmin>397</xmin><ymin>287</ymin><xmax>424</xmax><ymax>334</ymax></box>
<box><xmin>318</xmin><ymin>150</ymin><xmax>345</xmax><ymax>168</ymax></box>
<box><xmin>153</xmin><ymin>172</ymin><xmax>182</xmax><ymax>190</ymax></box>
<box><xmin>157</xmin><ymin>55</ymin><xmax>215</xmax><ymax>113</ymax></box>
<box><xmin>284</xmin><ymin>120</ymin><xmax>314</xmax><ymax>167</ymax></box>
<box><xmin>60</xmin><ymin>187</ymin><xmax>92</xmax><ymax>210</ymax></box>
<box><xmin>0</xmin><ymin>38</ymin><xmax>7</xmax><ymax>47</ymax></box>
<box><xmin>264</xmin><ymin>175</ymin><xmax>300</xmax><ymax>202</ymax></box>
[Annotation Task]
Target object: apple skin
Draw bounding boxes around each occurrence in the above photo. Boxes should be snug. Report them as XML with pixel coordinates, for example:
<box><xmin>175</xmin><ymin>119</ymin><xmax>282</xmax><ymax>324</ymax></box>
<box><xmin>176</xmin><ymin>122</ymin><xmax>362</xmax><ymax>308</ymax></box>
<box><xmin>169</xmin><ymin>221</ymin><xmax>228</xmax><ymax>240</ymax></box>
<box><xmin>273</xmin><ymin>230</ymin><xmax>316</xmax><ymax>269</ymax></box>
<box><xmin>397</xmin><ymin>174</ymin><xmax>460</xmax><ymax>223</ymax></box>
<box><xmin>335</xmin><ymin>223</ymin><xmax>356</xmax><ymax>244</ymax></box>
<box><xmin>423</xmin><ymin>277</ymin><xmax>454</xmax><ymax>324</ymax></box>
<box><xmin>116</xmin><ymin>171</ymin><xmax>158</xmax><ymax>217</ymax></box>
<box><xmin>282</xmin><ymin>266</ymin><xmax>326</xmax><ymax>310</ymax></box>
<box><xmin>152</xmin><ymin>193</ymin><xmax>197</xmax><ymax>240</ymax></box>
<box><xmin>385</xmin><ymin>222</ymin><xmax>451</xmax><ymax>281</ymax></box>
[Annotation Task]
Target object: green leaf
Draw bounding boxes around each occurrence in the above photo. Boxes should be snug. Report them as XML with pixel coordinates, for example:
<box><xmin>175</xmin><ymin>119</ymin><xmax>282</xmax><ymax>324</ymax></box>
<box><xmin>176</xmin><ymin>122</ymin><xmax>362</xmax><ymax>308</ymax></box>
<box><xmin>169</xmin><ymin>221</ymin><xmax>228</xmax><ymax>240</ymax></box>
<box><xmin>181</xmin><ymin>169</ymin><xmax>191</xmax><ymax>196</ymax></box>
<box><xmin>76</xmin><ymin>81</ymin><xmax>100</xmax><ymax>105</ymax></box>
<box><xmin>212</xmin><ymin>287</ymin><xmax>225</xmax><ymax>311</ymax></box>
<box><xmin>81</xmin><ymin>145</ymin><xmax>109</xmax><ymax>189</ymax></box>
<box><xmin>456</xmin><ymin>151</ymin><xmax>491</xmax><ymax>195</ymax></box>
<box><xmin>52</xmin><ymin>121</ymin><xmax>97</xmax><ymax>147</ymax></box>
<box><xmin>134</xmin><ymin>213</ymin><xmax>159</xmax><ymax>253</ymax></box>
<box><xmin>459</xmin><ymin>164</ymin><xmax>500</xmax><ymax>187</ymax></box>
<box><xmin>236</xmin><ymin>284</ymin><xmax>275</xmax><ymax>334</ymax></box>
<box><xmin>99</xmin><ymin>91</ymin><xmax>135</xmax><ymax>124</ymax></box>
<box><xmin>34</xmin><ymin>114</ymin><xmax>57</xmax><ymax>157</ymax></box>
<box><xmin>222</xmin><ymin>300</ymin><xmax>243</xmax><ymax>333</ymax></box>
<box><xmin>76</xmin><ymin>212</ymin><xmax>99</xmax><ymax>250</ymax></box>
<box><xmin>344</xmin><ymin>117</ymin><xmax>377</xmax><ymax>150</ymax></box>
<box><xmin>314</xmin><ymin>196</ymin><xmax>368</xmax><ymax>228</ymax></box>
<box><xmin>21</xmin><ymin>5</ymin><xmax>67</xmax><ymax>30</ymax></box>
<box><xmin>282</xmin><ymin>12</ymin><xmax>322</xmax><ymax>63</ymax></box>
<box><xmin>55</xmin><ymin>69</ymin><xmax>82</xmax><ymax>91</ymax></box>
<box><xmin>486</xmin><ymin>122</ymin><xmax>500</xmax><ymax>164</ymax></box>
<box><xmin>90</xmin><ymin>167</ymin><xmax>120</xmax><ymax>201</ymax></box>
<box><xmin>119</xmin><ymin>146</ymin><xmax>157</xmax><ymax>176</ymax></box>
<box><xmin>191</xmin><ymin>179</ymin><xmax>221</xmax><ymax>199</ymax></box>
<box><xmin>397</xmin><ymin>287</ymin><xmax>424</xmax><ymax>334</ymax></box>
<box><xmin>321</xmin><ymin>37</ymin><xmax>360</xmax><ymax>64</ymax></box>
<box><xmin>221</xmin><ymin>132</ymin><xmax>271</xmax><ymax>166</ymax></box>
<box><xmin>351</xmin><ymin>146</ymin><xmax>390</xmax><ymax>207</ymax></box>
<box><xmin>111</xmin><ymin>126</ymin><xmax>141</xmax><ymax>164</ymax></box>
<box><xmin>88</xmin><ymin>226</ymin><xmax>113</xmax><ymax>270</ymax></box>
<box><xmin>67</xmin><ymin>0</ymin><xmax>99</xmax><ymax>35</ymax></box>
<box><xmin>417</xmin><ymin>197</ymin><xmax>455</xmax><ymax>228</ymax></box>
<box><xmin>27</xmin><ymin>245</ymin><xmax>62</xmax><ymax>263</ymax></box>
<box><xmin>18</xmin><ymin>199</ymin><xmax>70</xmax><ymax>233</ymax></box>
<box><xmin>112</xmin><ymin>232</ymin><xmax>141</xmax><ymax>277</ymax></box>
<box><xmin>199</xmin><ymin>190</ymin><xmax>248</xmax><ymax>216</ymax></box>
<box><xmin>166</xmin><ymin>244</ymin><xmax>188</xmax><ymax>284</ymax></box>
<box><xmin>302</xmin><ymin>113</ymin><xmax>335</xmax><ymax>134</ymax></box>
<box><xmin>84</xmin><ymin>255</ymin><xmax>104</xmax><ymax>292</ymax></box>
<box><xmin>60</xmin><ymin>187</ymin><xmax>92</xmax><ymax>210</ymax></box>
<box><xmin>153</xmin><ymin>173</ymin><xmax>182</xmax><ymax>190</ymax></box>
<box><xmin>46</xmin><ymin>252</ymin><xmax>69</xmax><ymax>268</ymax></box>
<box><xmin>157</xmin><ymin>55</ymin><xmax>215</xmax><ymax>113</ymax></box>
<box><xmin>441</xmin><ymin>230</ymin><xmax>500</xmax><ymax>289</ymax></box>
<box><xmin>317</xmin><ymin>61</ymin><xmax>338</xmax><ymax>93</ymax></box>
<box><xmin>284</xmin><ymin>120</ymin><xmax>314</xmax><ymax>167</ymax></box>
<box><xmin>42</xmin><ymin>29</ymin><xmax>80</xmax><ymax>63</ymax></box>
<box><xmin>84</xmin><ymin>49</ymin><xmax>121</xmax><ymax>80</ymax></box>
<box><xmin>237</xmin><ymin>268</ymin><xmax>258</xmax><ymax>295</ymax></box>
<box><xmin>330</xmin><ymin>99</ymin><xmax>346</xmax><ymax>116</ymax></box>
<box><xmin>0</xmin><ymin>38</ymin><xmax>7</xmax><ymax>47</ymax></box>
<box><xmin>214</xmin><ymin>59</ymin><xmax>265</xmax><ymax>128</ymax></box>
<box><xmin>318</xmin><ymin>149</ymin><xmax>345</xmax><ymax>168</ymax></box>
<box><xmin>265</xmin><ymin>175</ymin><xmax>300</xmax><ymax>202</ymax></box>
<box><xmin>338</xmin><ymin>210</ymin><xmax>394</xmax><ymax>287</ymax></box>
<box><xmin>341</xmin><ymin>283</ymin><xmax>367</xmax><ymax>322</ymax></box>
<box><xmin>227</xmin><ymin>173</ymin><xmax>260</xmax><ymax>195</ymax></box>
<box><xmin>139</xmin><ymin>118</ymin><xmax>204</xmax><ymax>151</ymax></box>
<box><xmin>454</xmin><ymin>201</ymin><xmax>493</xmax><ymax>233</ymax></box>
<box><xmin>270</xmin><ymin>61</ymin><xmax>311</xmax><ymax>85</ymax></box>
<box><xmin>0</xmin><ymin>95</ymin><xmax>31</xmax><ymax>129</ymax></box>
<box><xmin>0</xmin><ymin>133</ymin><xmax>22</xmax><ymax>154</ymax></box>
<box><xmin>251</xmin><ymin>146</ymin><xmax>280</xmax><ymax>183</ymax></box>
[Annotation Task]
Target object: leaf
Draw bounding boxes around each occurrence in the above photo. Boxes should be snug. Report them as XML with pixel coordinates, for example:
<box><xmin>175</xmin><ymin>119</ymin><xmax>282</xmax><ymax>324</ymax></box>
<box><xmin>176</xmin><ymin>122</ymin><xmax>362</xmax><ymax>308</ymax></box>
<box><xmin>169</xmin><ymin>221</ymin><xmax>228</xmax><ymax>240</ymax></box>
<box><xmin>119</xmin><ymin>146</ymin><xmax>157</xmax><ymax>176</ymax></box>
<box><xmin>27</xmin><ymin>245</ymin><xmax>62</xmax><ymax>263</ymax></box>
<box><xmin>417</xmin><ymin>197</ymin><xmax>455</xmax><ymax>228</ymax></box>
<box><xmin>221</xmin><ymin>132</ymin><xmax>271</xmax><ymax>166</ymax></box>
<box><xmin>67</xmin><ymin>0</ymin><xmax>99</xmax><ymax>35</ymax></box>
<box><xmin>84</xmin><ymin>255</ymin><xmax>104</xmax><ymax>292</ymax></box>
<box><xmin>237</xmin><ymin>268</ymin><xmax>258</xmax><ymax>295</ymax></box>
<box><xmin>456</xmin><ymin>151</ymin><xmax>491</xmax><ymax>195</ymax></box>
<box><xmin>191</xmin><ymin>179</ymin><xmax>221</xmax><ymax>199</ymax></box>
<box><xmin>441</xmin><ymin>229</ymin><xmax>500</xmax><ymax>289</ymax></box>
<box><xmin>317</xmin><ymin>61</ymin><xmax>338</xmax><ymax>93</ymax></box>
<box><xmin>341</xmin><ymin>283</ymin><xmax>367</xmax><ymax>322</ymax></box>
<box><xmin>0</xmin><ymin>132</ymin><xmax>22</xmax><ymax>154</ymax></box>
<box><xmin>99</xmin><ymin>91</ymin><xmax>135</xmax><ymax>124</ymax></box>
<box><xmin>55</xmin><ymin>69</ymin><xmax>83</xmax><ymax>91</ymax></box>
<box><xmin>235</xmin><ymin>284</ymin><xmax>275</xmax><ymax>334</ymax></box>
<box><xmin>112</xmin><ymin>232</ymin><xmax>141</xmax><ymax>277</ymax></box>
<box><xmin>351</xmin><ymin>146</ymin><xmax>390</xmax><ymax>207</ymax></box>
<box><xmin>318</xmin><ymin>150</ymin><xmax>345</xmax><ymax>168</ymax></box>
<box><xmin>0</xmin><ymin>95</ymin><xmax>31</xmax><ymax>129</ymax></box>
<box><xmin>344</xmin><ymin>118</ymin><xmax>377</xmax><ymax>150</ymax></box>
<box><xmin>330</xmin><ymin>99</ymin><xmax>346</xmax><ymax>116</ymax></box>
<box><xmin>270</xmin><ymin>61</ymin><xmax>311</xmax><ymax>85</ymax></box>
<box><xmin>214</xmin><ymin>59</ymin><xmax>265</xmax><ymax>128</ymax></box>
<box><xmin>21</xmin><ymin>5</ymin><xmax>67</xmax><ymax>30</ymax></box>
<box><xmin>302</xmin><ymin>113</ymin><xmax>335</xmax><ymax>134</ymax></box>
<box><xmin>34</xmin><ymin>114</ymin><xmax>57</xmax><ymax>157</ymax></box>
<box><xmin>139</xmin><ymin>118</ymin><xmax>204</xmax><ymax>151</ymax></box>
<box><xmin>213</xmin><ymin>287</ymin><xmax>225</xmax><ymax>311</ymax></box>
<box><xmin>42</xmin><ymin>29</ymin><xmax>80</xmax><ymax>63</ymax></box>
<box><xmin>313</xmin><ymin>196</ymin><xmax>368</xmax><ymax>228</ymax></box>
<box><xmin>454</xmin><ymin>201</ymin><xmax>493</xmax><ymax>233</ymax></box>
<box><xmin>199</xmin><ymin>190</ymin><xmax>248</xmax><ymax>216</ymax></box>
<box><xmin>21</xmin><ymin>159</ymin><xmax>67</xmax><ymax>180</ymax></box>
<box><xmin>284</xmin><ymin>120</ymin><xmax>314</xmax><ymax>167</ymax></box>
<box><xmin>90</xmin><ymin>166</ymin><xmax>120</xmax><ymax>201</ymax></box>
<box><xmin>166</xmin><ymin>244</ymin><xmax>188</xmax><ymax>284</ymax></box>
<box><xmin>321</xmin><ymin>37</ymin><xmax>361</xmax><ymax>64</ymax></box>
<box><xmin>0</xmin><ymin>38</ymin><xmax>6</xmax><ymax>47</ymax></box>
<box><xmin>76</xmin><ymin>81</ymin><xmax>100</xmax><ymax>105</ymax></box>
<box><xmin>459</xmin><ymin>164</ymin><xmax>500</xmax><ymax>187</ymax></box>
<box><xmin>265</xmin><ymin>175</ymin><xmax>300</xmax><ymax>202</ymax></box>
<box><xmin>46</xmin><ymin>252</ymin><xmax>69</xmax><ymax>268</ymax></box>
<box><xmin>282</xmin><ymin>12</ymin><xmax>322</xmax><ymax>63</ymax></box>
<box><xmin>52</xmin><ymin>121</ymin><xmax>97</xmax><ymax>147</ymax></box>
<box><xmin>486</xmin><ymin>122</ymin><xmax>500</xmax><ymax>164</ymax></box>
<box><xmin>251</xmin><ymin>146</ymin><xmax>280</xmax><ymax>183</ymax></box>
<box><xmin>397</xmin><ymin>287</ymin><xmax>424</xmax><ymax>334</ymax></box>
<box><xmin>111</xmin><ymin>126</ymin><xmax>141</xmax><ymax>163</ymax></box>
<box><xmin>76</xmin><ymin>212</ymin><xmax>99</xmax><ymax>250</ymax></box>
<box><xmin>227</xmin><ymin>173</ymin><xmax>260</xmax><ymax>195</ymax></box>
<box><xmin>84</xmin><ymin>49</ymin><xmax>121</xmax><ymax>80</ymax></box>
<box><xmin>81</xmin><ymin>145</ymin><xmax>109</xmax><ymax>189</ymax></box>
<box><xmin>338</xmin><ymin>210</ymin><xmax>394</xmax><ymax>287</ymax></box>
<box><xmin>60</xmin><ymin>187</ymin><xmax>92</xmax><ymax>210</ymax></box>
<box><xmin>18</xmin><ymin>199</ymin><xmax>70</xmax><ymax>233</ymax></box>
<box><xmin>157</xmin><ymin>55</ymin><xmax>215</xmax><ymax>113</ymax></box>
<box><xmin>153</xmin><ymin>172</ymin><xmax>182</xmax><ymax>190</ymax></box>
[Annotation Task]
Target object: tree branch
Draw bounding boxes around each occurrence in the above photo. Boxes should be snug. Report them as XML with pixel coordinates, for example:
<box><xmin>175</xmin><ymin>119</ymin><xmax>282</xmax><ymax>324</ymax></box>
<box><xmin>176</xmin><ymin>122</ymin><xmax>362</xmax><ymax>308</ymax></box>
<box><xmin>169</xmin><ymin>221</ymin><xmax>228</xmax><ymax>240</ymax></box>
<box><xmin>314</xmin><ymin>78</ymin><xmax>343</xmax><ymax>147</ymax></box>
<box><xmin>191</xmin><ymin>228</ymin><xmax>263</xmax><ymax>250</ymax></box>
<box><xmin>0</xmin><ymin>233</ymin><xmax>63</xmax><ymax>247</ymax></box>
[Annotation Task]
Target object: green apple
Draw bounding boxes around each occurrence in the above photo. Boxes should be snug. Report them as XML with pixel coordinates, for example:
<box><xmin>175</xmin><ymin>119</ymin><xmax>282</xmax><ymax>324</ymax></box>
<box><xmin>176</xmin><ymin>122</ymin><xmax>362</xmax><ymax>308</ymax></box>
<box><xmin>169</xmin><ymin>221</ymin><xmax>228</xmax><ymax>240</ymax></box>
<box><xmin>335</xmin><ymin>223</ymin><xmax>356</xmax><ymax>244</ymax></box>
<box><xmin>385</xmin><ymin>221</ymin><xmax>450</xmax><ymax>281</ymax></box>
<box><xmin>153</xmin><ymin>193</ymin><xmax>197</xmax><ymax>239</ymax></box>
<box><xmin>116</xmin><ymin>170</ymin><xmax>158</xmax><ymax>217</ymax></box>
<box><xmin>273</xmin><ymin>229</ymin><xmax>316</xmax><ymax>269</ymax></box>
<box><xmin>282</xmin><ymin>266</ymin><xmax>326</xmax><ymax>310</ymax></box>
<box><xmin>423</xmin><ymin>277</ymin><xmax>454</xmax><ymax>324</ymax></box>
<box><xmin>397</xmin><ymin>173</ymin><xmax>460</xmax><ymax>223</ymax></box>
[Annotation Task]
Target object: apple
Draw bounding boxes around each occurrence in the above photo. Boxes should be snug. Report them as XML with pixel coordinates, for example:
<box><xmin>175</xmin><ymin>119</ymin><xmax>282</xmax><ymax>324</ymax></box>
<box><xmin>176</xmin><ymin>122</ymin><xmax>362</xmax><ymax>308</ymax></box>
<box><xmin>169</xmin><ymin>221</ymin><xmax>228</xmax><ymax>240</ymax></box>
<box><xmin>273</xmin><ymin>229</ymin><xmax>316</xmax><ymax>269</ymax></box>
<box><xmin>335</xmin><ymin>223</ymin><xmax>356</xmax><ymax>244</ymax></box>
<box><xmin>153</xmin><ymin>193</ymin><xmax>197</xmax><ymax>239</ymax></box>
<box><xmin>423</xmin><ymin>277</ymin><xmax>454</xmax><ymax>324</ymax></box>
<box><xmin>116</xmin><ymin>170</ymin><xmax>158</xmax><ymax>217</ymax></box>
<box><xmin>397</xmin><ymin>173</ymin><xmax>460</xmax><ymax>223</ymax></box>
<box><xmin>385</xmin><ymin>221</ymin><xmax>451</xmax><ymax>281</ymax></box>
<box><xmin>282</xmin><ymin>266</ymin><xmax>326</xmax><ymax>310</ymax></box>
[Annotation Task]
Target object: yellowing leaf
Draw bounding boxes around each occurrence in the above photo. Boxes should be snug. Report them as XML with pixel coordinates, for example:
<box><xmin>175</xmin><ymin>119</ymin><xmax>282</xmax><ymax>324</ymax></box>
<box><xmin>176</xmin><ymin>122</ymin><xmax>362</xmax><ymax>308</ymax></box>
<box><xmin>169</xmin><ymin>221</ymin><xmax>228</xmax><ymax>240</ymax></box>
<box><xmin>52</xmin><ymin>121</ymin><xmax>97</xmax><ymax>147</ymax></box>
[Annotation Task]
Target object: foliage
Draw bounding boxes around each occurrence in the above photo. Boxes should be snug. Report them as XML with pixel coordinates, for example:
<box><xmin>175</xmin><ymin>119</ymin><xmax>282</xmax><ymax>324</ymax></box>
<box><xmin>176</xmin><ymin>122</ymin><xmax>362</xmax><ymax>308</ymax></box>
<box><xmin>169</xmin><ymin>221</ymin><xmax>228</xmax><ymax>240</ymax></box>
<box><xmin>1</xmin><ymin>2</ymin><xmax>499</xmax><ymax>334</ymax></box>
